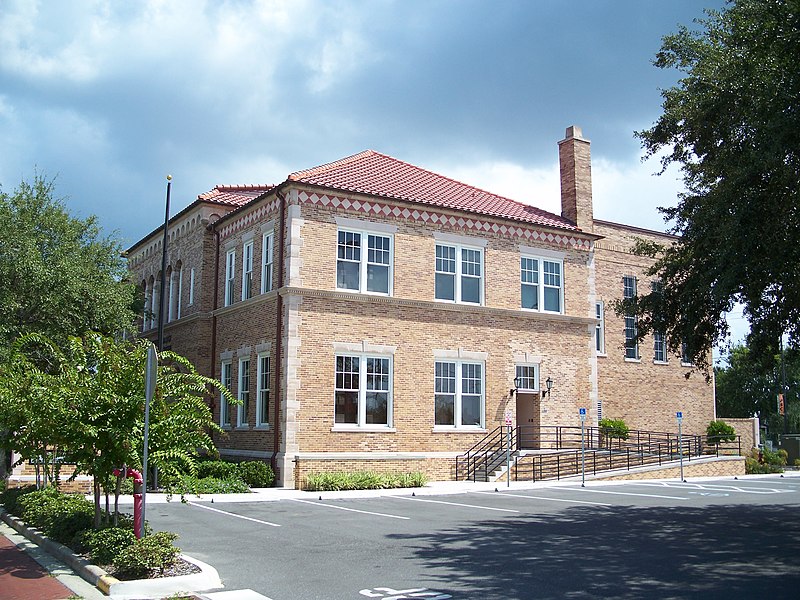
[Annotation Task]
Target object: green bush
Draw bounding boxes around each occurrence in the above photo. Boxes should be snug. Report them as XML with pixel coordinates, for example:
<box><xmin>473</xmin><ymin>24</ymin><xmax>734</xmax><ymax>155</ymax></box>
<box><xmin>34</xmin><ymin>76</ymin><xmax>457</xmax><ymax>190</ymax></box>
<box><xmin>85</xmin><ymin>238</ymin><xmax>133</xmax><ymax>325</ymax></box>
<box><xmin>237</xmin><ymin>461</ymin><xmax>274</xmax><ymax>488</ymax></box>
<box><xmin>173</xmin><ymin>475</ymin><xmax>250</xmax><ymax>495</ymax></box>
<box><xmin>305</xmin><ymin>471</ymin><xmax>428</xmax><ymax>491</ymax></box>
<box><xmin>196</xmin><ymin>461</ymin><xmax>239</xmax><ymax>480</ymax></box>
<box><xmin>745</xmin><ymin>447</ymin><xmax>787</xmax><ymax>474</ymax></box>
<box><xmin>17</xmin><ymin>488</ymin><xmax>94</xmax><ymax>545</ymax></box>
<box><xmin>112</xmin><ymin>531</ymin><xmax>180</xmax><ymax>579</ymax></box>
<box><xmin>599</xmin><ymin>418</ymin><xmax>630</xmax><ymax>441</ymax></box>
<box><xmin>0</xmin><ymin>485</ymin><xmax>36</xmax><ymax>515</ymax></box>
<box><xmin>79</xmin><ymin>526</ymin><xmax>137</xmax><ymax>565</ymax></box>
<box><xmin>706</xmin><ymin>420</ymin><xmax>737</xmax><ymax>446</ymax></box>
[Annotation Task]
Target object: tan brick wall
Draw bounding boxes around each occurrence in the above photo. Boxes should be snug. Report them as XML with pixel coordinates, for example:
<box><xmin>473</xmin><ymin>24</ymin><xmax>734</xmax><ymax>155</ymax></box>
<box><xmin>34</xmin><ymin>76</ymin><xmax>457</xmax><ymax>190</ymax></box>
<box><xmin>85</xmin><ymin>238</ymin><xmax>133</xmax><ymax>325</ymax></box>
<box><xmin>594</xmin><ymin>456</ymin><xmax>745</xmax><ymax>480</ymax></box>
<box><xmin>720</xmin><ymin>417</ymin><xmax>759</xmax><ymax>453</ymax></box>
<box><xmin>593</xmin><ymin>221</ymin><xmax>715</xmax><ymax>436</ymax></box>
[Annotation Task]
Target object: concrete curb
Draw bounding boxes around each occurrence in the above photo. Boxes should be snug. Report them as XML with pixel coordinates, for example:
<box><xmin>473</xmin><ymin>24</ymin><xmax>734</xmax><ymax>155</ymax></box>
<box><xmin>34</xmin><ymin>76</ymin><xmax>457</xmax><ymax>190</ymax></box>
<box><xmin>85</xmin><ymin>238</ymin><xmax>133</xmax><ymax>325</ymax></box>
<box><xmin>0</xmin><ymin>506</ymin><xmax>222</xmax><ymax>599</ymax></box>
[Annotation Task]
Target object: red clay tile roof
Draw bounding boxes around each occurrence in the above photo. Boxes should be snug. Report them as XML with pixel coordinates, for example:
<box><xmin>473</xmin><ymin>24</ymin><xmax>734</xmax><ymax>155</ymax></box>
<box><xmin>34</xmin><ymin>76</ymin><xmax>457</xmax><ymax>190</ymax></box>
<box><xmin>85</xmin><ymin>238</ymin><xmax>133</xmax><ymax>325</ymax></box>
<box><xmin>197</xmin><ymin>184</ymin><xmax>275</xmax><ymax>207</ymax></box>
<box><xmin>288</xmin><ymin>150</ymin><xmax>577</xmax><ymax>231</ymax></box>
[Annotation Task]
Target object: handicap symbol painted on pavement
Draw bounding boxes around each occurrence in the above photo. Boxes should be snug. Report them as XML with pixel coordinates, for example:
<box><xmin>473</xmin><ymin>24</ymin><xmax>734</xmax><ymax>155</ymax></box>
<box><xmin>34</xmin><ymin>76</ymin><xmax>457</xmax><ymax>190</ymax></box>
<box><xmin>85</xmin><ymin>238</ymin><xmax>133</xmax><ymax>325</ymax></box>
<box><xmin>360</xmin><ymin>586</ymin><xmax>453</xmax><ymax>599</ymax></box>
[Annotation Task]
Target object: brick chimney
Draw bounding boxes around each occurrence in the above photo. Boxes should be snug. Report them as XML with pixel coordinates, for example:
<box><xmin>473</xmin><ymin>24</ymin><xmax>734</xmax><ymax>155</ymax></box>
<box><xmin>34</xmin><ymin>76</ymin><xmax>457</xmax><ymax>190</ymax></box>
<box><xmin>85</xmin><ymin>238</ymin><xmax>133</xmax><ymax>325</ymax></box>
<box><xmin>558</xmin><ymin>125</ymin><xmax>593</xmax><ymax>232</ymax></box>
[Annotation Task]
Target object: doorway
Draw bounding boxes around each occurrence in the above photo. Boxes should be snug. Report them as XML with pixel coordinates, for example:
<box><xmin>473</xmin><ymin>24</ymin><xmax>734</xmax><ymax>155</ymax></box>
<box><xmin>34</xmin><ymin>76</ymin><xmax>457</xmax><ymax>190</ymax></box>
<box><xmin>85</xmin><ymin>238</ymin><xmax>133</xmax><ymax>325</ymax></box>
<box><xmin>516</xmin><ymin>392</ymin><xmax>540</xmax><ymax>449</ymax></box>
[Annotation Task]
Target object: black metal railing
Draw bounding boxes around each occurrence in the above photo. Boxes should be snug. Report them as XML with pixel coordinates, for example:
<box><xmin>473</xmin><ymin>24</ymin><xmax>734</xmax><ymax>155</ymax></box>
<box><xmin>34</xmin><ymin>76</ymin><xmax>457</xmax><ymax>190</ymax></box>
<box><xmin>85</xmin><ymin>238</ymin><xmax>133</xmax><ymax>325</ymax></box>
<box><xmin>456</xmin><ymin>425</ymin><xmax>741</xmax><ymax>482</ymax></box>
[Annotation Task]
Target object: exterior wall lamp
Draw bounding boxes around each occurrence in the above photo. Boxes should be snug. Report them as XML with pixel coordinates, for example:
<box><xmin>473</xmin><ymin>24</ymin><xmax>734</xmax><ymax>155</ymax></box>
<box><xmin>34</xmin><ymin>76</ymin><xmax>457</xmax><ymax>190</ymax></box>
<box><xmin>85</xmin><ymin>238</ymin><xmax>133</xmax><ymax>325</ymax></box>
<box><xmin>541</xmin><ymin>376</ymin><xmax>554</xmax><ymax>398</ymax></box>
<box><xmin>510</xmin><ymin>376</ymin><xmax>521</xmax><ymax>397</ymax></box>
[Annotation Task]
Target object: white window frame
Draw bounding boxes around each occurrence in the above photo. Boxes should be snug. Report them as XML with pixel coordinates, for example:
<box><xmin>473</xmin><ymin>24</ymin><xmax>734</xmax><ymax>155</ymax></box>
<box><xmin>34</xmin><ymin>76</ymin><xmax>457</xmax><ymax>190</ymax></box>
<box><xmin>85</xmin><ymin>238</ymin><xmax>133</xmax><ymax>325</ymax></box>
<box><xmin>224</xmin><ymin>249</ymin><xmax>236</xmax><ymax>307</ymax></box>
<box><xmin>167</xmin><ymin>271</ymin><xmax>176</xmax><ymax>322</ymax></box>
<box><xmin>256</xmin><ymin>353</ymin><xmax>270</xmax><ymax>427</ymax></box>
<box><xmin>653</xmin><ymin>331</ymin><xmax>667</xmax><ymax>364</ymax></box>
<box><xmin>151</xmin><ymin>281</ymin><xmax>159</xmax><ymax>329</ymax></box>
<box><xmin>520</xmin><ymin>255</ymin><xmax>564</xmax><ymax>313</ymax></box>
<box><xmin>333</xmin><ymin>354</ymin><xmax>393</xmax><ymax>430</ymax></box>
<box><xmin>623</xmin><ymin>275</ymin><xmax>639</xmax><ymax>360</ymax></box>
<box><xmin>242</xmin><ymin>241</ymin><xmax>254</xmax><ymax>301</ymax></box>
<box><xmin>595</xmin><ymin>301</ymin><xmax>605</xmax><ymax>355</ymax></box>
<box><xmin>237</xmin><ymin>357</ymin><xmax>250</xmax><ymax>428</ymax></box>
<box><xmin>188</xmin><ymin>268</ymin><xmax>195</xmax><ymax>306</ymax></box>
<box><xmin>434</xmin><ymin>360</ymin><xmax>485</xmax><ymax>429</ymax></box>
<box><xmin>515</xmin><ymin>364</ymin><xmax>540</xmax><ymax>392</ymax></box>
<box><xmin>261</xmin><ymin>231</ymin><xmax>274</xmax><ymax>294</ymax></box>
<box><xmin>336</xmin><ymin>229</ymin><xmax>393</xmax><ymax>296</ymax></box>
<box><xmin>176</xmin><ymin>266</ymin><xmax>183</xmax><ymax>319</ymax></box>
<box><xmin>435</xmin><ymin>243</ymin><xmax>484</xmax><ymax>305</ymax></box>
<box><xmin>220</xmin><ymin>360</ymin><xmax>232</xmax><ymax>428</ymax></box>
<box><xmin>142</xmin><ymin>283</ymin><xmax>150</xmax><ymax>332</ymax></box>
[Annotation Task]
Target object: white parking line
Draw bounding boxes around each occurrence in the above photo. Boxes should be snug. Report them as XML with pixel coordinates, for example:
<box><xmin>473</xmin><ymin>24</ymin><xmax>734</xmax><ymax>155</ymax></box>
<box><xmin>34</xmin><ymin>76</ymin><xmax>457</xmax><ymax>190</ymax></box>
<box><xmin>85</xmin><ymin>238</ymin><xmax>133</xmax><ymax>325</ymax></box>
<box><xmin>188</xmin><ymin>502</ymin><xmax>281</xmax><ymax>526</ymax></box>
<box><xmin>575</xmin><ymin>488</ymin><xmax>689</xmax><ymax>500</ymax></box>
<box><xmin>473</xmin><ymin>491</ymin><xmax>612</xmax><ymax>507</ymax></box>
<box><xmin>633</xmin><ymin>482</ymin><xmax>792</xmax><ymax>494</ymax></box>
<box><xmin>395</xmin><ymin>496</ymin><xmax>519</xmax><ymax>513</ymax></box>
<box><xmin>291</xmin><ymin>498</ymin><xmax>410</xmax><ymax>520</ymax></box>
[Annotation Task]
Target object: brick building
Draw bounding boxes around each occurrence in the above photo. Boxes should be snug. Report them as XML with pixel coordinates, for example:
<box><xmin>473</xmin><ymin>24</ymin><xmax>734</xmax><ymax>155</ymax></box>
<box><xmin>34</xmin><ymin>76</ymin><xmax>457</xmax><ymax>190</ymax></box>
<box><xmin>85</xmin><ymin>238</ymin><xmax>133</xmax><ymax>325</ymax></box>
<box><xmin>127</xmin><ymin>126</ymin><xmax>715</xmax><ymax>488</ymax></box>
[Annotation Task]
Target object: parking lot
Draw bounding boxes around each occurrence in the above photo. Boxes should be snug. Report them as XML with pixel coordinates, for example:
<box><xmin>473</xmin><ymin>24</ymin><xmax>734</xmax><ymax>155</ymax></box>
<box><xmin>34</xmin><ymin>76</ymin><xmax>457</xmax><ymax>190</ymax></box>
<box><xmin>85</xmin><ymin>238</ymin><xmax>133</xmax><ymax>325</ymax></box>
<box><xmin>148</xmin><ymin>475</ymin><xmax>800</xmax><ymax>599</ymax></box>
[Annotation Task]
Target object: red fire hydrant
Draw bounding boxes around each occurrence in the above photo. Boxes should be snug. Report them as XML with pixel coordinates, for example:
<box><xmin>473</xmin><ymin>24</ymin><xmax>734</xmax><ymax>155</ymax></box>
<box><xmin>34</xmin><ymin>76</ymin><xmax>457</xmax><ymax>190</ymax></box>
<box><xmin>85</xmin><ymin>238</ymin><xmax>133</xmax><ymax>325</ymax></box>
<box><xmin>113</xmin><ymin>467</ymin><xmax>144</xmax><ymax>539</ymax></box>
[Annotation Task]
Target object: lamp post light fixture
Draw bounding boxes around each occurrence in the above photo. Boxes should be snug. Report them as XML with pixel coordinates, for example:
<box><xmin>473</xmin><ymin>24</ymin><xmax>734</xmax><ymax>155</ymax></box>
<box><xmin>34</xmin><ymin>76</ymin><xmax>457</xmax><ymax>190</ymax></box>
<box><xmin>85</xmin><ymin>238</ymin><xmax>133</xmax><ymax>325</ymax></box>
<box><xmin>541</xmin><ymin>376</ymin><xmax>554</xmax><ymax>398</ymax></box>
<box><xmin>510</xmin><ymin>376</ymin><xmax>521</xmax><ymax>397</ymax></box>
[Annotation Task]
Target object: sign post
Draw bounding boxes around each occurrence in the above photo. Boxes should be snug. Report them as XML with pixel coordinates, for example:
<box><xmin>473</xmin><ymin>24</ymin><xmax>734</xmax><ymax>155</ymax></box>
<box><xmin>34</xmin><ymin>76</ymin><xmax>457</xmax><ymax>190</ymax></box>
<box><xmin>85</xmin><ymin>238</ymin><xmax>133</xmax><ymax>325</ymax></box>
<box><xmin>141</xmin><ymin>344</ymin><xmax>158</xmax><ymax>539</ymax></box>
<box><xmin>676</xmin><ymin>411</ymin><xmax>685</xmax><ymax>483</ymax></box>
<box><xmin>579</xmin><ymin>408</ymin><xmax>587</xmax><ymax>487</ymax></box>
<box><xmin>504</xmin><ymin>411</ymin><xmax>513</xmax><ymax>488</ymax></box>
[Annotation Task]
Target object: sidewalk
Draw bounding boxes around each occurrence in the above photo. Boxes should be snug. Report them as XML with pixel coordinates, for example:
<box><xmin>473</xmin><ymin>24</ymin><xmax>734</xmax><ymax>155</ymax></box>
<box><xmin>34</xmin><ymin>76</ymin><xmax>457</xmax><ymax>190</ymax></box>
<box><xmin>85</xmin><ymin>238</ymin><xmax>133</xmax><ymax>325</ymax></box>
<box><xmin>0</xmin><ymin>520</ymin><xmax>105</xmax><ymax>600</ymax></box>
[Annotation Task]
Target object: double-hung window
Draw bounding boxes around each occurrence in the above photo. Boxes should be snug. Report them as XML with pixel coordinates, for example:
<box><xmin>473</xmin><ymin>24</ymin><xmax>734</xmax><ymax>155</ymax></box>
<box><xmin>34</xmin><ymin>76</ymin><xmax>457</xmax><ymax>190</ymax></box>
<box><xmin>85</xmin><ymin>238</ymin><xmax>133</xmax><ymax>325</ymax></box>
<box><xmin>623</xmin><ymin>275</ymin><xmax>639</xmax><ymax>360</ymax></box>
<box><xmin>237</xmin><ymin>358</ymin><xmax>250</xmax><ymax>427</ymax></box>
<box><xmin>595</xmin><ymin>301</ymin><xmax>605</xmax><ymax>354</ymax></box>
<box><xmin>256</xmin><ymin>354</ymin><xmax>270</xmax><ymax>427</ymax></box>
<box><xmin>521</xmin><ymin>255</ymin><xmax>563</xmax><ymax>313</ymax></box>
<box><xmin>261</xmin><ymin>232</ymin><xmax>274</xmax><ymax>294</ymax></box>
<box><xmin>336</xmin><ymin>230</ymin><xmax>392</xmax><ymax>295</ymax></box>
<box><xmin>515</xmin><ymin>364</ymin><xmax>539</xmax><ymax>391</ymax></box>
<box><xmin>434</xmin><ymin>360</ymin><xmax>484</xmax><ymax>428</ymax></box>
<box><xmin>435</xmin><ymin>244</ymin><xmax>483</xmax><ymax>304</ymax></box>
<box><xmin>224</xmin><ymin>249</ymin><xmax>236</xmax><ymax>306</ymax></box>
<box><xmin>654</xmin><ymin>332</ymin><xmax>667</xmax><ymax>363</ymax></box>
<box><xmin>242</xmin><ymin>241</ymin><xmax>254</xmax><ymax>300</ymax></box>
<box><xmin>220</xmin><ymin>361</ymin><xmax>232</xmax><ymax>427</ymax></box>
<box><xmin>334</xmin><ymin>355</ymin><xmax>392</xmax><ymax>427</ymax></box>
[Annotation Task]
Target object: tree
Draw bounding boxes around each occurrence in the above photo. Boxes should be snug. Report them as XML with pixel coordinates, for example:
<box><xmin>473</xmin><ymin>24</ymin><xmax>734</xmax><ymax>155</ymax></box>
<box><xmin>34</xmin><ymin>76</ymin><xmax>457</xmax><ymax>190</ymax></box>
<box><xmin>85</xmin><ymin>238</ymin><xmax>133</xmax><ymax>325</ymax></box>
<box><xmin>0</xmin><ymin>174</ymin><xmax>137</xmax><ymax>364</ymax></box>
<box><xmin>715</xmin><ymin>342</ymin><xmax>800</xmax><ymax>430</ymax></box>
<box><xmin>619</xmin><ymin>0</ymin><xmax>800</xmax><ymax>372</ymax></box>
<box><xmin>0</xmin><ymin>333</ymin><xmax>234</xmax><ymax>528</ymax></box>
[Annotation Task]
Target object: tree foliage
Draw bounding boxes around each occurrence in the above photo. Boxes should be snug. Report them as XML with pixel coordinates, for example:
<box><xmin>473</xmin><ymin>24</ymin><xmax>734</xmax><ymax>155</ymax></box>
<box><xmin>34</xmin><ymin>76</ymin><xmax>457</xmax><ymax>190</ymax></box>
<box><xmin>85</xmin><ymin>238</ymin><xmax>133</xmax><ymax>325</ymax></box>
<box><xmin>0</xmin><ymin>174</ymin><xmax>137</xmax><ymax>363</ymax></box>
<box><xmin>620</xmin><ymin>0</ymin><xmax>800</xmax><ymax>372</ymax></box>
<box><xmin>0</xmin><ymin>333</ymin><xmax>234</xmax><ymax>527</ymax></box>
<box><xmin>715</xmin><ymin>343</ymin><xmax>799</xmax><ymax>430</ymax></box>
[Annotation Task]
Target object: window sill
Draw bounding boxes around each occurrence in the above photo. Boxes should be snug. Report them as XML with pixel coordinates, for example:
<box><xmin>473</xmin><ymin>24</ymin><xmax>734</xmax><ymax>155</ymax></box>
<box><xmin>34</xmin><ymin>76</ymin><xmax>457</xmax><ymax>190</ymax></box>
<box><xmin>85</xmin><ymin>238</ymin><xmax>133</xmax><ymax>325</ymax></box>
<box><xmin>221</xmin><ymin>425</ymin><xmax>232</xmax><ymax>431</ymax></box>
<box><xmin>624</xmin><ymin>358</ymin><xmax>641</xmax><ymax>363</ymax></box>
<box><xmin>653</xmin><ymin>360</ymin><xmax>669</xmax><ymax>366</ymax></box>
<box><xmin>596</xmin><ymin>353</ymin><xmax>607</xmax><ymax>358</ymax></box>
<box><xmin>432</xmin><ymin>427</ymin><xmax>488</xmax><ymax>434</ymax></box>
<box><xmin>235</xmin><ymin>425</ymin><xmax>250</xmax><ymax>431</ymax></box>
<box><xmin>331</xmin><ymin>426</ymin><xmax>397</xmax><ymax>433</ymax></box>
<box><xmin>434</xmin><ymin>299</ymin><xmax>483</xmax><ymax>307</ymax></box>
<box><xmin>254</xmin><ymin>424</ymin><xmax>271</xmax><ymax>430</ymax></box>
<box><xmin>335</xmin><ymin>288</ymin><xmax>392</xmax><ymax>298</ymax></box>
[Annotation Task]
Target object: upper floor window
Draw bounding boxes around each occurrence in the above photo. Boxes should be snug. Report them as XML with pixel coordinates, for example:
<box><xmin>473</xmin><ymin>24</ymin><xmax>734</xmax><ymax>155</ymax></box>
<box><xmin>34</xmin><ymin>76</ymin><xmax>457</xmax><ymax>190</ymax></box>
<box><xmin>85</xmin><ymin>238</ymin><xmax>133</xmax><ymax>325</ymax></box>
<box><xmin>188</xmin><ymin>268</ymin><xmax>195</xmax><ymax>306</ymax></box>
<box><xmin>654</xmin><ymin>331</ymin><xmax>667</xmax><ymax>363</ymax></box>
<box><xmin>681</xmin><ymin>341</ymin><xmax>694</xmax><ymax>366</ymax></box>
<box><xmin>515</xmin><ymin>364</ymin><xmax>539</xmax><ymax>391</ymax></box>
<box><xmin>521</xmin><ymin>256</ymin><xmax>563</xmax><ymax>313</ymax></box>
<box><xmin>225</xmin><ymin>250</ymin><xmax>236</xmax><ymax>307</ymax></box>
<box><xmin>595</xmin><ymin>301</ymin><xmax>605</xmax><ymax>354</ymax></box>
<box><xmin>334</xmin><ymin>355</ymin><xmax>392</xmax><ymax>427</ymax></box>
<box><xmin>623</xmin><ymin>275</ymin><xmax>639</xmax><ymax>360</ymax></box>
<box><xmin>337</xmin><ymin>230</ymin><xmax>392</xmax><ymax>295</ymax></box>
<box><xmin>435</xmin><ymin>360</ymin><xmax>484</xmax><ymax>428</ymax></box>
<box><xmin>261</xmin><ymin>232</ymin><xmax>274</xmax><ymax>294</ymax></box>
<box><xmin>242</xmin><ymin>241</ymin><xmax>254</xmax><ymax>301</ymax></box>
<box><xmin>435</xmin><ymin>244</ymin><xmax>483</xmax><ymax>304</ymax></box>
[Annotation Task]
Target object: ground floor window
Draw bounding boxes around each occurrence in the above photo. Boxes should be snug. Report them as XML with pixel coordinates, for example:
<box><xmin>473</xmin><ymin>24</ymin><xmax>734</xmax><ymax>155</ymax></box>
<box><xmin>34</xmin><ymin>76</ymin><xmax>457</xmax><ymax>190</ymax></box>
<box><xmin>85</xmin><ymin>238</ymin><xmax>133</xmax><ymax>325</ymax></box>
<box><xmin>435</xmin><ymin>360</ymin><xmax>484</xmax><ymax>428</ymax></box>
<box><xmin>334</xmin><ymin>355</ymin><xmax>392</xmax><ymax>427</ymax></box>
<box><xmin>220</xmin><ymin>360</ymin><xmax>232</xmax><ymax>427</ymax></box>
<box><xmin>256</xmin><ymin>354</ymin><xmax>270</xmax><ymax>426</ymax></box>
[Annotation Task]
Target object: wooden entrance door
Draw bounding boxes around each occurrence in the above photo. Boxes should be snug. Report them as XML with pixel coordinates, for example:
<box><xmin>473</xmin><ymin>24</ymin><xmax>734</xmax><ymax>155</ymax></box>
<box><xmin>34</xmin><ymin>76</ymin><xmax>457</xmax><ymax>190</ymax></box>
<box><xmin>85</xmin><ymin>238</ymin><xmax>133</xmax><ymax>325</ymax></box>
<box><xmin>516</xmin><ymin>392</ymin><xmax>540</xmax><ymax>449</ymax></box>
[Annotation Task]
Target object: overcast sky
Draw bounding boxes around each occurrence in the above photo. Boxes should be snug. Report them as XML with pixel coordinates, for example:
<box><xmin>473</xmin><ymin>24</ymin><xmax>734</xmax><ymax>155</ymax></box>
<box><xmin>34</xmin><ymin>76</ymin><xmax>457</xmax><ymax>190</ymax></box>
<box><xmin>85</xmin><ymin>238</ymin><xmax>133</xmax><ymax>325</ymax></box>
<box><xmin>0</xmin><ymin>0</ymin><xmax>746</xmax><ymax>341</ymax></box>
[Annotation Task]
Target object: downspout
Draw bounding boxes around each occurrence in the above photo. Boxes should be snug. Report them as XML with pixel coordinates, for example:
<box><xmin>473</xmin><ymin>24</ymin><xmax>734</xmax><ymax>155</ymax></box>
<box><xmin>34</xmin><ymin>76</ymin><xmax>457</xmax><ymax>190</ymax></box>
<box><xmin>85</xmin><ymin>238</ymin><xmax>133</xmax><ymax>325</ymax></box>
<box><xmin>272</xmin><ymin>190</ymin><xmax>287</xmax><ymax>477</ymax></box>
<box><xmin>209</xmin><ymin>225</ymin><xmax>221</xmax><ymax>413</ymax></box>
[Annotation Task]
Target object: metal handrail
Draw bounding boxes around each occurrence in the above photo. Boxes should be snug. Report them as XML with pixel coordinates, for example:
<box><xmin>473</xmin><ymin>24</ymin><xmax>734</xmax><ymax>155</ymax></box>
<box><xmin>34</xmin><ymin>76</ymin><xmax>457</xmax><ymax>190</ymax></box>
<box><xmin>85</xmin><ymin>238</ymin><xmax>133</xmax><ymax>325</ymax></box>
<box><xmin>457</xmin><ymin>424</ymin><xmax>741</xmax><ymax>482</ymax></box>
